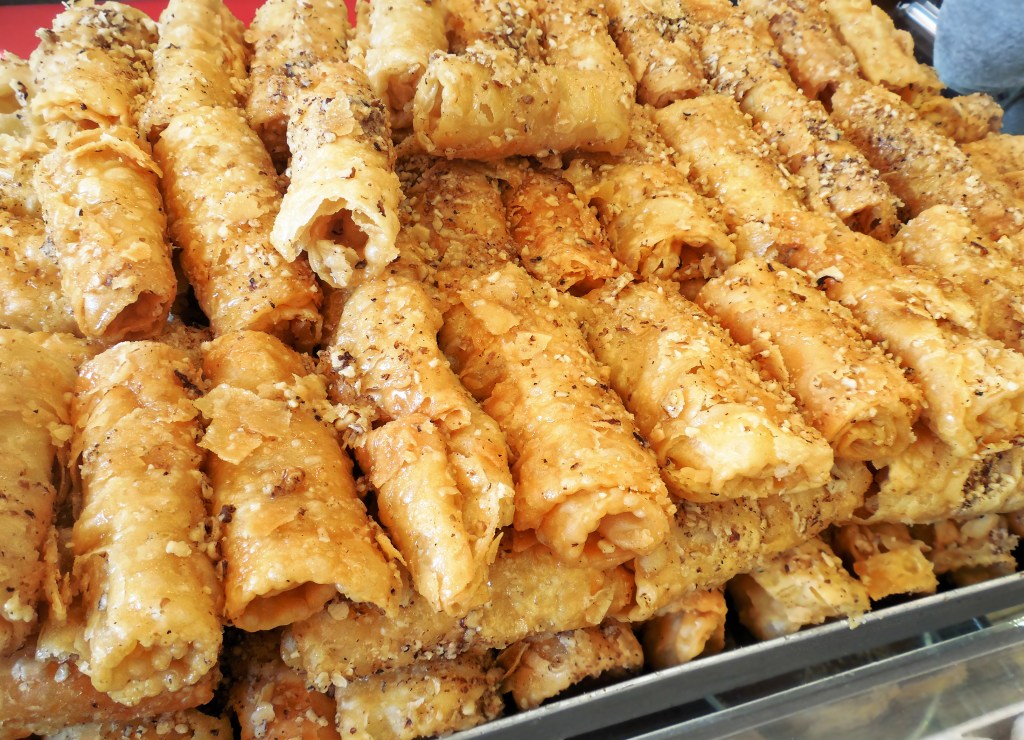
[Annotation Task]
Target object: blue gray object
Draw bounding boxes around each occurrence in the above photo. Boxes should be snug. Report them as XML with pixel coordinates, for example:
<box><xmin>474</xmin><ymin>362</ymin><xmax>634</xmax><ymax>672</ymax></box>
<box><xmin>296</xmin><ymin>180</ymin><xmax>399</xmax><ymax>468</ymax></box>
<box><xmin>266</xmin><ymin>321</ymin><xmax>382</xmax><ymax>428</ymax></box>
<box><xmin>934</xmin><ymin>0</ymin><xmax>1024</xmax><ymax>133</ymax></box>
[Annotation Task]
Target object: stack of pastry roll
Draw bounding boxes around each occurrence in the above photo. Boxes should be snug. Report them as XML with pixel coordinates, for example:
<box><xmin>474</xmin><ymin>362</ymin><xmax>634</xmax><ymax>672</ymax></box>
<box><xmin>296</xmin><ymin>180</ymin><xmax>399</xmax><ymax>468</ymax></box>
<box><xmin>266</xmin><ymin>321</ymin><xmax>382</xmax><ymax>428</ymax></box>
<box><xmin>561</xmin><ymin>106</ymin><xmax>736</xmax><ymax>290</ymax></box>
<box><xmin>245</xmin><ymin>0</ymin><xmax>350</xmax><ymax>169</ymax></box>
<box><xmin>583</xmin><ymin>277</ymin><xmax>834</xmax><ymax>502</ymax></box>
<box><xmin>412</xmin><ymin>0</ymin><xmax>633</xmax><ymax>159</ymax></box>
<box><xmin>688</xmin><ymin>0</ymin><xmax>900</xmax><ymax>240</ymax></box>
<box><xmin>0</xmin><ymin>331</ymin><xmax>92</xmax><ymax>656</ymax></box>
<box><xmin>30</xmin><ymin>3</ymin><xmax>177</xmax><ymax>341</ymax></box>
<box><xmin>328</xmin><ymin>273</ymin><xmax>514</xmax><ymax>613</ymax></box>
<box><xmin>140</xmin><ymin>0</ymin><xmax>250</xmax><ymax>141</ymax></box>
<box><xmin>497</xmin><ymin>623</ymin><xmax>644</xmax><ymax>710</ymax></box>
<box><xmin>407</xmin><ymin>159</ymin><xmax>673</xmax><ymax>566</ymax></box>
<box><xmin>815</xmin><ymin>0</ymin><xmax>1002</xmax><ymax>143</ymax></box>
<box><xmin>776</xmin><ymin>224</ymin><xmax>1024</xmax><ymax>459</ymax></box>
<box><xmin>197</xmin><ymin>331</ymin><xmax>400</xmax><ymax>631</ymax></box>
<box><xmin>729</xmin><ymin>537</ymin><xmax>870</xmax><ymax>640</ymax></box>
<box><xmin>832</xmin><ymin>523</ymin><xmax>938</xmax><ymax>601</ymax></box>
<box><xmin>741</xmin><ymin>0</ymin><xmax>1002</xmax><ymax>144</ymax></box>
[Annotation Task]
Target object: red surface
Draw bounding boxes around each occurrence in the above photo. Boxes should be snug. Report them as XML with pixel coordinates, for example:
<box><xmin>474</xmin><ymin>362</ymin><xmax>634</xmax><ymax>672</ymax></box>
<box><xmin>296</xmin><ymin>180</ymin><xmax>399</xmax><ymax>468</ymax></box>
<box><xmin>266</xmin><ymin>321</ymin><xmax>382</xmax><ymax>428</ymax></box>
<box><xmin>0</xmin><ymin>1</ymin><xmax>355</xmax><ymax>59</ymax></box>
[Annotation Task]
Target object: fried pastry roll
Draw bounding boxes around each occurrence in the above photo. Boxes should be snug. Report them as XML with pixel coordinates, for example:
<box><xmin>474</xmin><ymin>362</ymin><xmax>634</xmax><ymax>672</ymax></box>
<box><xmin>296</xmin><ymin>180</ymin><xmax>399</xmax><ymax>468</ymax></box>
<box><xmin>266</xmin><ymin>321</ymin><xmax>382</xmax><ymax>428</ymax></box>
<box><xmin>641</xmin><ymin>589</ymin><xmax>727</xmax><ymax>669</ymax></box>
<box><xmin>245</xmin><ymin>0</ymin><xmax>349</xmax><ymax>169</ymax></box>
<box><xmin>831</xmin><ymin>79</ymin><xmax>1023</xmax><ymax>240</ymax></box>
<box><xmin>331</xmin><ymin>276</ymin><xmax>513</xmax><ymax>612</ymax></box>
<box><xmin>857</xmin><ymin>430</ymin><xmax>1024</xmax><ymax>524</ymax></box>
<box><xmin>363</xmin><ymin>0</ymin><xmax>448</xmax><ymax>130</ymax></box>
<box><xmin>740</xmin><ymin>0</ymin><xmax>860</xmax><ymax>101</ymax></box>
<box><xmin>730</xmin><ymin>537</ymin><xmax>870</xmax><ymax>641</ymax></box>
<box><xmin>47</xmin><ymin>711</ymin><xmax>231</xmax><ymax>740</ymax></box>
<box><xmin>230</xmin><ymin>633</ymin><xmax>339</xmax><ymax>740</ymax></box>
<box><xmin>155</xmin><ymin>106</ymin><xmax>322</xmax><ymax>348</ymax></box>
<box><xmin>413</xmin><ymin>0</ymin><xmax>631</xmax><ymax>160</ymax></box>
<box><xmin>915</xmin><ymin>93</ymin><xmax>1002</xmax><ymax>146</ymax></box>
<box><xmin>141</xmin><ymin>0</ymin><xmax>248</xmax><ymax>140</ymax></box>
<box><xmin>821</xmin><ymin>0</ymin><xmax>941</xmax><ymax>101</ymax></box>
<box><xmin>0</xmin><ymin>651</ymin><xmax>218</xmax><ymax>738</ymax></box>
<box><xmin>630</xmin><ymin>459</ymin><xmax>869</xmax><ymax>619</ymax></box>
<box><xmin>914</xmin><ymin>515</ymin><xmax>1019</xmax><ymax>577</ymax></box>
<box><xmin>540</xmin><ymin>0</ymin><xmax>636</xmax><ymax>97</ymax></box>
<box><xmin>605</xmin><ymin>0</ymin><xmax>705</xmax><ymax>107</ymax></box>
<box><xmin>272</xmin><ymin>62</ymin><xmax>400</xmax><ymax>289</ymax></box>
<box><xmin>335</xmin><ymin>651</ymin><xmax>504</xmax><ymax>739</ymax></box>
<box><xmin>198</xmin><ymin>331</ymin><xmax>400</xmax><ymax>631</ymax></box>
<box><xmin>0</xmin><ymin>212</ymin><xmax>76</xmax><ymax>333</ymax></box>
<box><xmin>654</xmin><ymin>95</ymin><xmax>815</xmax><ymax>260</ymax></box>
<box><xmin>0</xmin><ymin>53</ymin><xmax>34</xmax><ymax>138</ymax></box>
<box><xmin>832</xmin><ymin>523</ymin><xmax>937</xmax><ymax>601</ymax></box>
<box><xmin>896</xmin><ymin>206</ymin><xmax>1024</xmax><ymax>352</ymax></box>
<box><xmin>964</xmin><ymin>134</ymin><xmax>1024</xmax><ymax>207</ymax></box>
<box><xmin>441</xmin><ymin>263</ymin><xmax>673</xmax><ymax>566</ymax></box>
<box><xmin>34</xmin><ymin>126</ymin><xmax>176</xmax><ymax>341</ymax></box>
<box><xmin>779</xmin><ymin>226</ymin><xmax>1024</xmax><ymax>457</ymax></box>
<box><xmin>564</xmin><ymin>107</ymin><xmax>736</xmax><ymax>285</ymax></box>
<box><xmin>585</xmin><ymin>279</ymin><xmax>833</xmax><ymax>501</ymax></box>
<box><xmin>0</xmin><ymin>138</ymin><xmax>41</xmax><ymax>219</ymax></box>
<box><xmin>698</xmin><ymin>259</ymin><xmax>921</xmax><ymax>461</ymax></box>
<box><xmin>29</xmin><ymin>2</ymin><xmax>157</xmax><ymax>133</ymax></box>
<box><xmin>356</xmin><ymin>417</ymin><xmax>488</xmax><ymax>615</ymax></box>
<box><xmin>0</xmin><ymin>331</ymin><xmax>87</xmax><ymax>655</ymax></box>
<box><xmin>283</xmin><ymin>542</ymin><xmax>635</xmax><ymax>687</ymax></box>
<box><xmin>71</xmin><ymin>342</ymin><xmax>222</xmax><ymax>704</ymax></box>
<box><xmin>413</xmin><ymin>50</ymin><xmax>631</xmax><ymax>160</ymax></box>
<box><xmin>497</xmin><ymin>623</ymin><xmax>643</xmax><ymax>710</ymax></box>
<box><xmin>696</xmin><ymin>10</ymin><xmax>899</xmax><ymax>240</ymax></box>
<box><xmin>503</xmin><ymin>166</ymin><xmax>620</xmax><ymax>293</ymax></box>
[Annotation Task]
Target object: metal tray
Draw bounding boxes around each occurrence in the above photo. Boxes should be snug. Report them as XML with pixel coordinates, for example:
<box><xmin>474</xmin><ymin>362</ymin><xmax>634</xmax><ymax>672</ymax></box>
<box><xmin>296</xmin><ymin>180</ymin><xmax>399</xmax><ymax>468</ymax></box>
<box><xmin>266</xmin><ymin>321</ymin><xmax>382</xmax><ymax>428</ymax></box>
<box><xmin>456</xmin><ymin>573</ymin><xmax>1024</xmax><ymax>739</ymax></box>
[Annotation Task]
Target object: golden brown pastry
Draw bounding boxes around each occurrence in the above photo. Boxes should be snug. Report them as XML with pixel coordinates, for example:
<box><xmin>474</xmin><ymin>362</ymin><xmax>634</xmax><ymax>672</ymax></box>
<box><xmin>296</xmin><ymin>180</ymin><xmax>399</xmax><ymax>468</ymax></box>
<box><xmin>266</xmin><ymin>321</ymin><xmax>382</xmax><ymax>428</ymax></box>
<box><xmin>697</xmin><ymin>258</ymin><xmax>921</xmax><ymax>461</ymax></box>
<box><xmin>641</xmin><ymin>589</ymin><xmax>727</xmax><ymax>669</ymax></box>
<box><xmin>729</xmin><ymin>537</ymin><xmax>870</xmax><ymax>641</ymax></box>
<box><xmin>70</xmin><ymin>342</ymin><xmax>222</xmax><ymax>704</ymax></box>
<box><xmin>832</xmin><ymin>523</ymin><xmax>938</xmax><ymax>600</ymax></box>
<box><xmin>271</xmin><ymin>62</ymin><xmax>401</xmax><ymax>289</ymax></box>
<box><xmin>34</xmin><ymin>126</ymin><xmax>176</xmax><ymax>341</ymax></box>
<box><xmin>497</xmin><ymin>623</ymin><xmax>643</xmax><ymax>710</ymax></box>
<box><xmin>155</xmin><ymin>106</ymin><xmax>322</xmax><ymax>349</ymax></box>
<box><xmin>141</xmin><ymin>0</ymin><xmax>249</xmax><ymax>140</ymax></box>
<box><xmin>334</xmin><ymin>651</ymin><xmax>504</xmax><ymax>739</ymax></box>
<box><xmin>245</xmin><ymin>0</ymin><xmax>349</xmax><ymax>169</ymax></box>
<box><xmin>585</xmin><ymin>278</ymin><xmax>834</xmax><ymax>501</ymax></box>
<box><xmin>198</xmin><ymin>331</ymin><xmax>400</xmax><ymax>631</ymax></box>
<box><xmin>0</xmin><ymin>331</ymin><xmax>91</xmax><ymax>655</ymax></box>
<box><xmin>441</xmin><ymin>263</ymin><xmax>674</xmax><ymax>566</ymax></box>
